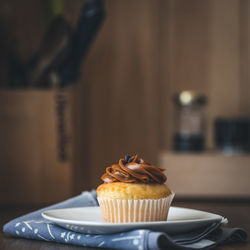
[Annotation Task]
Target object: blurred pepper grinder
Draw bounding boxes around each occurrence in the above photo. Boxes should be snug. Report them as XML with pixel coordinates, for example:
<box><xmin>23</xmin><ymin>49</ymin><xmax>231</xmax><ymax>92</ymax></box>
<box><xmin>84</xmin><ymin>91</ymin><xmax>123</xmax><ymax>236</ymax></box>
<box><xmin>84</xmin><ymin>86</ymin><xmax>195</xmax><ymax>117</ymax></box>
<box><xmin>173</xmin><ymin>91</ymin><xmax>207</xmax><ymax>152</ymax></box>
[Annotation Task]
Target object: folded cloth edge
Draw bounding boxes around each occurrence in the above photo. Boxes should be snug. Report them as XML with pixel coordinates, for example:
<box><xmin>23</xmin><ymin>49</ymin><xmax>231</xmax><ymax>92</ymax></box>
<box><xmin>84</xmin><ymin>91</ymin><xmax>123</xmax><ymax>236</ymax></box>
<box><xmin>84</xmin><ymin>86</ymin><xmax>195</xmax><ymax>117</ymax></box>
<box><xmin>3</xmin><ymin>190</ymin><xmax>98</xmax><ymax>235</ymax></box>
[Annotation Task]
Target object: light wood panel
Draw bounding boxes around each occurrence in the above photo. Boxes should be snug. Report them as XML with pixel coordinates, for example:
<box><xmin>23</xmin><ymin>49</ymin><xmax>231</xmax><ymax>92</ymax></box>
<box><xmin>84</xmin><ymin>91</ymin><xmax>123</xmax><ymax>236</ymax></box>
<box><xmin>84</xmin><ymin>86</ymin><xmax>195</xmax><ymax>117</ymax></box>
<box><xmin>160</xmin><ymin>151</ymin><xmax>250</xmax><ymax>198</ymax></box>
<box><xmin>64</xmin><ymin>0</ymin><xmax>92</xmax><ymax>194</ymax></box>
<box><xmin>240</xmin><ymin>0</ymin><xmax>250</xmax><ymax>116</ymax></box>
<box><xmin>158</xmin><ymin>0</ymin><xmax>250</xmax><ymax>198</ymax></box>
<box><xmin>72</xmin><ymin>0</ymin><xmax>161</xmax><ymax>190</ymax></box>
<box><xmin>159</xmin><ymin>0</ymin><xmax>211</xmax><ymax>149</ymax></box>
<box><xmin>207</xmin><ymin>0</ymin><xmax>241</xmax><ymax>148</ymax></box>
<box><xmin>159</xmin><ymin>0</ymin><xmax>250</xmax><ymax>150</ymax></box>
<box><xmin>73</xmin><ymin>0</ymin><xmax>250</xmax><ymax>190</ymax></box>
<box><xmin>0</xmin><ymin>90</ymin><xmax>73</xmax><ymax>204</ymax></box>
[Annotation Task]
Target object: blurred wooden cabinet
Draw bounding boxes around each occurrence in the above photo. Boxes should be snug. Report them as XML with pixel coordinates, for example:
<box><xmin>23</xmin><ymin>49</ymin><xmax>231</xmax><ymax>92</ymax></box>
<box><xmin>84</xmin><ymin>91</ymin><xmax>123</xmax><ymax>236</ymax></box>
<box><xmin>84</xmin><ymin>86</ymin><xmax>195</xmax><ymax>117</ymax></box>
<box><xmin>0</xmin><ymin>90</ymin><xmax>73</xmax><ymax>204</ymax></box>
<box><xmin>1</xmin><ymin>0</ymin><xmax>250</xmax><ymax>199</ymax></box>
<box><xmin>77</xmin><ymin>0</ymin><xmax>250</xmax><ymax>190</ymax></box>
<box><xmin>160</xmin><ymin>152</ymin><xmax>250</xmax><ymax>198</ymax></box>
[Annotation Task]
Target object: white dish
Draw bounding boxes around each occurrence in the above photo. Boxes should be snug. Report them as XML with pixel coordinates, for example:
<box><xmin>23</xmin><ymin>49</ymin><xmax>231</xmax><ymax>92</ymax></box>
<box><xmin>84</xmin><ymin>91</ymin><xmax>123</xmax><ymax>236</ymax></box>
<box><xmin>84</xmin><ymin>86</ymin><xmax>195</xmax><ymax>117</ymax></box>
<box><xmin>42</xmin><ymin>206</ymin><xmax>225</xmax><ymax>235</ymax></box>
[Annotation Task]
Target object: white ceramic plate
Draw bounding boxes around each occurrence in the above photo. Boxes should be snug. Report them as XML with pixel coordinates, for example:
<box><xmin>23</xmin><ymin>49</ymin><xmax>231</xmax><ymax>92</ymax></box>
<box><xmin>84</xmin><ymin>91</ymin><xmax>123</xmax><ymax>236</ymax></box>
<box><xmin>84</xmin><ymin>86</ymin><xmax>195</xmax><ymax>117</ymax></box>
<box><xmin>42</xmin><ymin>206</ymin><xmax>225</xmax><ymax>235</ymax></box>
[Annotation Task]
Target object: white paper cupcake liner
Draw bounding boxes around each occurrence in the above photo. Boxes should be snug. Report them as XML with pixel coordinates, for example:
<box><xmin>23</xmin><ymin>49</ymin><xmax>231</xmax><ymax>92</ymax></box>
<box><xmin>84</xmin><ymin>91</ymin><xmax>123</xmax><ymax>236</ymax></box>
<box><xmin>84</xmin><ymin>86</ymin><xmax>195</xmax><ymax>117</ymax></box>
<box><xmin>97</xmin><ymin>193</ymin><xmax>174</xmax><ymax>223</ymax></box>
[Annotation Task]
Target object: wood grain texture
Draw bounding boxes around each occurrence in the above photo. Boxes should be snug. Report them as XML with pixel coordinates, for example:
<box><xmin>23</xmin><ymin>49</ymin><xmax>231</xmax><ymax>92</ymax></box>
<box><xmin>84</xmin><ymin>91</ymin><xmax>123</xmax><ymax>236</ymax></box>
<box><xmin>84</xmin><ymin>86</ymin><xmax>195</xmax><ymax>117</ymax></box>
<box><xmin>160</xmin><ymin>151</ymin><xmax>250</xmax><ymax>198</ymax></box>
<box><xmin>159</xmin><ymin>0</ymin><xmax>211</xmax><ymax>149</ymax></box>
<box><xmin>72</xmin><ymin>0</ymin><xmax>160</xmax><ymax>190</ymax></box>
<box><xmin>69</xmin><ymin>0</ymin><xmax>250</xmax><ymax>191</ymax></box>
<box><xmin>159</xmin><ymin>0</ymin><xmax>250</xmax><ymax>150</ymax></box>
<box><xmin>0</xmin><ymin>90</ymin><xmax>73</xmax><ymax>204</ymax></box>
<box><xmin>240</xmin><ymin>0</ymin><xmax>250</xmax><ymax>116</ymax></box>
<box><xmin>206</xmin><ymin>0</ymin><xmax>241</xmax><ymax>148</ymax></box>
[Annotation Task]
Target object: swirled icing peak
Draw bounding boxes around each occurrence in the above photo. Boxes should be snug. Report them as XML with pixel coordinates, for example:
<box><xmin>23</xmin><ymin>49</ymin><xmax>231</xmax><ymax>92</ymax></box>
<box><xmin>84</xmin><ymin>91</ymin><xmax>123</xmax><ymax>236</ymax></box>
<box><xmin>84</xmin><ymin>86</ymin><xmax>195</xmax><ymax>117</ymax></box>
<box><xmin>101</xmin><ymin>155</ymin><xmax>167</xmax><ymax>184</ymax></box>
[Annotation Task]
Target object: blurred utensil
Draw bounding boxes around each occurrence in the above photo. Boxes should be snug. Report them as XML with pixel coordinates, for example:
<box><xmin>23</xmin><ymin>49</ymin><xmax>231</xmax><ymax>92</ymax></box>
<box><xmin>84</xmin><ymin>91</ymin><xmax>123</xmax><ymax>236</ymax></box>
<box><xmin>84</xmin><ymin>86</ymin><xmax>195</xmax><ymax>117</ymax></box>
<box><xmin>49</xmin><ymin>0</ymin><xmax>105</xmax><ymax>88</ymax></box>
<box><xmin>46</xmin><ymin>0</ymin><xmax>65</xmax><ymax>20</ymax></box>
<box><xmin>27</xmin><ymin>15</ymin><xmax>73</xmax><ymax>88</ymax></box>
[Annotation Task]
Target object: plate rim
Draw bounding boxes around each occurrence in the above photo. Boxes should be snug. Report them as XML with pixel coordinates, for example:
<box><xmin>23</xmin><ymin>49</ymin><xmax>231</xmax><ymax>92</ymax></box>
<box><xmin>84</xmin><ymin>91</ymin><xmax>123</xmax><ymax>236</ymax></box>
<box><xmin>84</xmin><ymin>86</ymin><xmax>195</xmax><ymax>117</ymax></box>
<box><xmin>42</xmin><ymin>206</ymin><xmax>223</xmax><ymax>226</ymax></box>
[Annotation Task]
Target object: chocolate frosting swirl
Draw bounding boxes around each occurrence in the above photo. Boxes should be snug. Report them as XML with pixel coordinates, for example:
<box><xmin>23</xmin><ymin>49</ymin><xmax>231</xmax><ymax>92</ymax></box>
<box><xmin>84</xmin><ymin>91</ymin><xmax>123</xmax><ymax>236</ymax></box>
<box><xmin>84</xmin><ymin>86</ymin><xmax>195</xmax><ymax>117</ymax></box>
<box><xmin>101</xmin><ymin>155</ymin><xmax>167</xmax><ymax>184</ymax></box>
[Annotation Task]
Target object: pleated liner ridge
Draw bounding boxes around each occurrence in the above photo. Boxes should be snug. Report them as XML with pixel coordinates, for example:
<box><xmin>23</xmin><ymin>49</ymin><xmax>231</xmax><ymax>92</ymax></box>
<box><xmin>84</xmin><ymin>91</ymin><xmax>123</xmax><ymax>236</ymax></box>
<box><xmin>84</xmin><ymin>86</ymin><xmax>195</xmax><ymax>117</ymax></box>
<box><xmin>97</xmin><ymin>194</ymin><xmax>174</xmax><ymax>223</ymax></box>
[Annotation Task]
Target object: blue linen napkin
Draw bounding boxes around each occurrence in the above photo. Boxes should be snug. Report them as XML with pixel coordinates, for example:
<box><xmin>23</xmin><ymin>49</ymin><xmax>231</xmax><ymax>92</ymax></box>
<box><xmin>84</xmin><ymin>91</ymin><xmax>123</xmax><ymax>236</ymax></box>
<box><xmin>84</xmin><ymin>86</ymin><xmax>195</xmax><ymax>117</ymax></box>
<box><xmin>3</xmin><ymin>191</ymin><xmax>247</xmax><ymax>250</ymax></box>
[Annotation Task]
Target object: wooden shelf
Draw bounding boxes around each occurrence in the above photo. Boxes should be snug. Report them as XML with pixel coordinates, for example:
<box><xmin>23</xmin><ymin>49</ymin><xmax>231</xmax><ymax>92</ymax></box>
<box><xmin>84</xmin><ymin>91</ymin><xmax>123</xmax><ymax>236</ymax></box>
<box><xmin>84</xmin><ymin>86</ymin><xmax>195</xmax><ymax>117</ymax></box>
<box><xmin>159</xmin><ymin>151</ymin><xmax>250</xmax><ymax>198</ymax></box>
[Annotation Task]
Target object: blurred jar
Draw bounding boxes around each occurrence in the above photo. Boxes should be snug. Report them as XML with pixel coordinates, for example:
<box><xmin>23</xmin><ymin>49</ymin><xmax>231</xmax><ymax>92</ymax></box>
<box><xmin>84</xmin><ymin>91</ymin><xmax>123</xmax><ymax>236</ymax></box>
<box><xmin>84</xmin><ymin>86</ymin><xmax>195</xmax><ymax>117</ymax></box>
<box><xmin>214</xmin><ymin>118</ymin><xmax>250</xmax><ymax>154</ymax></box>
<box><xmin>173</xmin><ymin>91</ymin><xmax>207</xmax><ymax>152</ymax></box>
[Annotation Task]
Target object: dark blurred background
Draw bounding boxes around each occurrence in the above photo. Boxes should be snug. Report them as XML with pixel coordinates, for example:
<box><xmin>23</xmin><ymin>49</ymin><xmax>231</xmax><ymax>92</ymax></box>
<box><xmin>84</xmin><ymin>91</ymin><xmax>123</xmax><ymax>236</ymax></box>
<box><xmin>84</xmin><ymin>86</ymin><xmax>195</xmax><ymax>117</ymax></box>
<box><xmin>0</xmin><ymin>0</ymin><xmax>250</xmax><ymax>206</ymax></box>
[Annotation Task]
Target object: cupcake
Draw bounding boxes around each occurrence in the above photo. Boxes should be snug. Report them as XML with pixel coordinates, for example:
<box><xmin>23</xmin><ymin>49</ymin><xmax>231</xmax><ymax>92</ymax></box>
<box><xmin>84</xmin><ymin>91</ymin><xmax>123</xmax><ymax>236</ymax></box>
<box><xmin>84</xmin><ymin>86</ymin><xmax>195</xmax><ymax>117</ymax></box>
<box><xmin>97</xmin><ymin>154</ymin><xmax>174</xmax><ymax>223</ymax></box>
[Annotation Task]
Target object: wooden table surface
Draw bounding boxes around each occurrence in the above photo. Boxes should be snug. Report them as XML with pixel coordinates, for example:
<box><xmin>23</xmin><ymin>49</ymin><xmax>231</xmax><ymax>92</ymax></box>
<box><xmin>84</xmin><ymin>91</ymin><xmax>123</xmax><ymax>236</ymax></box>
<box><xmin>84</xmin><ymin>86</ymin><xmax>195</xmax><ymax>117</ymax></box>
<box><xmin>0</xmin><ymin>200</ymin><xmax>249</xmax><ymax>250</ymax></box>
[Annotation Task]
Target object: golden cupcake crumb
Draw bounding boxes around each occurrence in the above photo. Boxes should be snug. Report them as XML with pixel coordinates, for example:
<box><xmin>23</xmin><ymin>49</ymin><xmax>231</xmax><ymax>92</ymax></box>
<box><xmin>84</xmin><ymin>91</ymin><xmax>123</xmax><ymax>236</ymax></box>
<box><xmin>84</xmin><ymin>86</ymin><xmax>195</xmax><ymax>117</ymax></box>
<box><xmin>97</xmin><ymin>182</ymin><xmax>172</xmax><ymax>200</ymax></box>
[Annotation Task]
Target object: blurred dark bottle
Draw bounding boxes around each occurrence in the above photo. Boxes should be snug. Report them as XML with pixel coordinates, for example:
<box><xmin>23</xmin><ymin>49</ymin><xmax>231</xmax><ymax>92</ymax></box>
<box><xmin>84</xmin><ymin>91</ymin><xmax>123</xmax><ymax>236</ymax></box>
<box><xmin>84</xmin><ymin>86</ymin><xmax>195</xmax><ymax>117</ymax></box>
<box><xmin>214</xmin><ymin>118</ymin><xmax>250</xmax><ymax>155</ymax></box>
<box><xmin>173</xmin><ymin>91</ymin><xmax>207</xmax><ymax>152</ymax></box>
